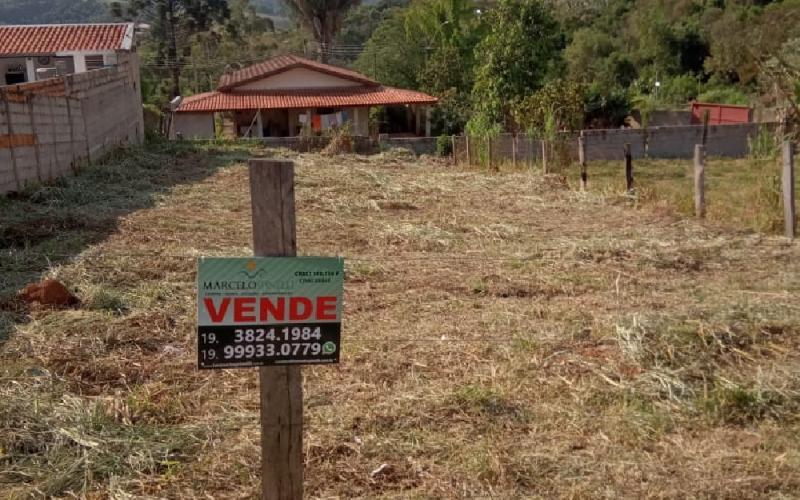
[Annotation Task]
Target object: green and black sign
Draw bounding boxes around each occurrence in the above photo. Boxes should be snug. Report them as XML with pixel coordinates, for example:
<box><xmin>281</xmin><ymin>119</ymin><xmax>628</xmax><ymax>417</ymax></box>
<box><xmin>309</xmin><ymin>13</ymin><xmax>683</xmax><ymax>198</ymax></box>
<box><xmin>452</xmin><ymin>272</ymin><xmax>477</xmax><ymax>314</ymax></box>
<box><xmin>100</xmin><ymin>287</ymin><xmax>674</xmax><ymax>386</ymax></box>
<box><xmin>197</xmin><ymin>257</ymin><xmax>344</xmax><ymax>369</ymax></box>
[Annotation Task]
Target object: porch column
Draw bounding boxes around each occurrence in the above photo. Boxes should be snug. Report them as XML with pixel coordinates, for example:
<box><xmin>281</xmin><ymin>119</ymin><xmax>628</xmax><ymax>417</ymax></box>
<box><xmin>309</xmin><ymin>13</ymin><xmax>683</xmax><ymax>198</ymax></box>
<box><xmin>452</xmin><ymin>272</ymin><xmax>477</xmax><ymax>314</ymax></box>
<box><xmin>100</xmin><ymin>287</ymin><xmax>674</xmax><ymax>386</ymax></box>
<box><xmin>25</xmin><ymin>58</ymin><xmax>35</xmax><ymax>82</ymax></box>
<box><xmin>425</xmin><ymin>106</ymin><xmax>431</xmax><ymax>137</ymax></box>
<box><xmin>305</xmin><ymin>108</ymin><xmax>313</xmax><ymax>136</ymax></box>
<box><xmin>415</xmin><ymin>104</ymin><xmax>421</xmax><ymax>136</ymax></box>
<box><xmin>255</xmin><ymin>109</ymin><xmax>264</xmax><ymax>138</ymax></box>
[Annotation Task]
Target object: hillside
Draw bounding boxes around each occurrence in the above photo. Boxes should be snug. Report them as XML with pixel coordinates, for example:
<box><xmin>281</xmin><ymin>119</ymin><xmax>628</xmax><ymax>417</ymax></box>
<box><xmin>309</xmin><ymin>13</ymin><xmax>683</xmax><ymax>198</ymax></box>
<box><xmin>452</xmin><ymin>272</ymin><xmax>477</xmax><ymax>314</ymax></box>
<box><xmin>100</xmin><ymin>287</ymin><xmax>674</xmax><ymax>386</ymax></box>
<box><xmin>0</xmin><ymin>0</ymin><xmax>292</xmax><ymax>25</ymax></box>
<box><xmin>0</xmin><ymin>0</ymin><xmax>113</xmax><ymax>24</ymax></box>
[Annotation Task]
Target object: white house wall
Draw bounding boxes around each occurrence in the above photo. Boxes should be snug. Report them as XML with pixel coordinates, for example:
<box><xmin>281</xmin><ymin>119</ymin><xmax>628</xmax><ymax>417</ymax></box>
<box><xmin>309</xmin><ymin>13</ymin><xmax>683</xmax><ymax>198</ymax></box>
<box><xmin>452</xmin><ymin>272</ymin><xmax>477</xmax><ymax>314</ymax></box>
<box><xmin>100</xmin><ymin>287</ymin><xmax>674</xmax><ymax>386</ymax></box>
<box><xmin>353</xmin><ymin>107</ymin><xmax>369</xmax><ymax>136</ymax></box>
<box><xmin>237</xmin><ymin>67</ymin><xmax>363</xmax><ymax>90</ymax></box>
<box><xmin>171</xmin><ymin>112</ymin><xmax>215</xmax><ymax>139</ymax></box>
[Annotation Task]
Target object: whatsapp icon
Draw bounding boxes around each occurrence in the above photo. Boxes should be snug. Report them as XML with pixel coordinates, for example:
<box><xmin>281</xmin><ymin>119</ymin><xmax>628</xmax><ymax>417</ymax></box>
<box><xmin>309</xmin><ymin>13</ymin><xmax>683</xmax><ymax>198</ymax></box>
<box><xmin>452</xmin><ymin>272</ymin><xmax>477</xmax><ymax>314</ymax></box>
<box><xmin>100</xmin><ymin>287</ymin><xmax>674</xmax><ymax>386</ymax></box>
<box><xmin>322</xmin><ymin>342</ymin><xmax>337</xmax><ymax>355</ymax></box>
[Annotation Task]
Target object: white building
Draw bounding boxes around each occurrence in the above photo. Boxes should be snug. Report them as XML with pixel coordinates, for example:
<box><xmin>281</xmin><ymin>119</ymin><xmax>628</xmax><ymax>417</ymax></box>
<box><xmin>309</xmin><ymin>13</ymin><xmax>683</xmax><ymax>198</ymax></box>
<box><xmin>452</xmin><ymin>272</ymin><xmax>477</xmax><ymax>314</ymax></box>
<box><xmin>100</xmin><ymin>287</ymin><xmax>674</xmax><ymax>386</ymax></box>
<box><xmin>0</xmin><ymin>23</ymin><xmax>136</xmax><ymax>86</ymax></box>
<box><xmin>171</xmin><ymin>55</ymin><xmax>437</xmax><ymax>139</ymax></box>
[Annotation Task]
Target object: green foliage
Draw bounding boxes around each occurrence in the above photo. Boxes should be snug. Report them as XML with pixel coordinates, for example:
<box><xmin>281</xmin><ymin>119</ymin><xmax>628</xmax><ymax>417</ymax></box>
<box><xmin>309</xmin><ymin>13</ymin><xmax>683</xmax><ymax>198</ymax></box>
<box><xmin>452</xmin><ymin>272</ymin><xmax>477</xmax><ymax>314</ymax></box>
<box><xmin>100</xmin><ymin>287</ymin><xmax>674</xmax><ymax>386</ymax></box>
<box><xmin>436</xmin><ymin>134</ymin><xmax>453</xmax><ymax>156</ymax></box>
<box><xmin>113</xmin><ymin>0</ymin><xmax>230</xmax><ymax>98</ymax></box>
<box><xmin>584</xmin><ymin>86</ymin><xmax>632</xmax><ymax>128</ymax></box>
<box><xmin>355</xmin><ymin>9</ymin><xmax>425</xmax><ymax>87</ymax></box>
<box><xmin>282</xmin><ymin>0</ymin><xmax>362</xmax><ymax>62</ymax></box>
<box><xmin>469</xmin><ymin>0</ymin><xmax>563</xmax><ymax>132</ymax></box>
<box><xmin>565</xmin><ymin>27</ymin><xmax>636</xmax><ymax>90</ymax></box>
<box><xmin>0</xmin><ymin>0</ymin><xmax>112</xmax><ymax>23</ymax></box>
<box><xmin>656</xmin><ymin>74</ymin><xmax>700</xmax><ymax>107</ymax></box>
<box><xmin>334</xmin><ymin>0</ymin><xmax>407</xmax><ymax>65</ymax></box>
<box><xmin>749</xmin><ymin>126</ymin><xmax>780</xmax><ymax>160</ymax></box>
<box><xmin>697</xmin><ymin>86</ymin><xmax>749</xmax><ymax>106</ymax></box>
<box><xmin>513</xmin><ymin>79</ymin><xmax>584</xmax><ymax>138</ymax></box>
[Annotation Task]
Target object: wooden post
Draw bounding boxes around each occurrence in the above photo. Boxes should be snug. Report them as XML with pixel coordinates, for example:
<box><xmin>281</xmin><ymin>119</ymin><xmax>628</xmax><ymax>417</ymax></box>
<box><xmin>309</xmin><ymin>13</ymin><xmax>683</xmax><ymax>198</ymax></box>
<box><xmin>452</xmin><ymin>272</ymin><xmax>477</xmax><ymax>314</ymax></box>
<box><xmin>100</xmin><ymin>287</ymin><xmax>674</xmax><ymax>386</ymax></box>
<box><xmin>529</xmin><ymin>136</ymin><xmax>535</xmax><ymax>169</ymax></box>
<box><xmin>248</xmin><ymin>159</ymin><xmax>304</xmax><ymax>500</ymax></box>
<box><xmin>541</xmin><ymin>140</ymin><xmax>548</xmax><ymax>174</ymax></box>
<box><xmin>701</xmin><ymin>109</ymin><xmax>710</xmax><ymax>146</ymax></box>
<box><xmin>784</xmin><ymin>141</ymin><xmax>796</xmax><ymax>239</ymax></box>
<box><xmin>512</xmin><ymin>135</ymin><xmax>517</xmax><ymax>168</ymax></box>
<box><xmin>3</xmin><ymin>95</ymin><xmax>22</xmax><ymax>191</ymax></box>
<box><xmin>624</xmin><ymin>143</ymin><xmax>633</xmax><ymax>193</ymax></box>
<box><xmin>487</xmin><ymin>136</ymin><xmax>493</xmax><ymax>171</ymax></box>
<box><xmin>578</xmin><ymin>135</ymin><xmax>587</xmax><ymax>191</ymax></box>
<box><xmin>694</xmin><ymin>144</ymin><xmax>706</xmax><ymax>219</ymax></box>
<box><xmin>451</xmin><ymin>135</ymin><xmax>457</xmax><ymax>164</ymax></box>
<box><xmin>465</xmin><ymin>135</ymin><xmax>471</xmax><ymax>166</ymax></box>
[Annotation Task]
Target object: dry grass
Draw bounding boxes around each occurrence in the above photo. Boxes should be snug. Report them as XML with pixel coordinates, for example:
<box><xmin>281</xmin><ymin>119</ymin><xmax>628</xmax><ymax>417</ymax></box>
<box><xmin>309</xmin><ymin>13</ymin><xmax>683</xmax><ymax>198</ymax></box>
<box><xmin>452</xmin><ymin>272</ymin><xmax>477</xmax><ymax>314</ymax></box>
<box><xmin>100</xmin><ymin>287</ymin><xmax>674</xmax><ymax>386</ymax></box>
<box><xmin>1</xmin><ymin>141</ymin><xmax>800</xmax><ymax>498</ymax></box>
<box><xmin>560</xmin><ymin>154</ymin><xmax>796</xmax><ymax>234</ymax></box>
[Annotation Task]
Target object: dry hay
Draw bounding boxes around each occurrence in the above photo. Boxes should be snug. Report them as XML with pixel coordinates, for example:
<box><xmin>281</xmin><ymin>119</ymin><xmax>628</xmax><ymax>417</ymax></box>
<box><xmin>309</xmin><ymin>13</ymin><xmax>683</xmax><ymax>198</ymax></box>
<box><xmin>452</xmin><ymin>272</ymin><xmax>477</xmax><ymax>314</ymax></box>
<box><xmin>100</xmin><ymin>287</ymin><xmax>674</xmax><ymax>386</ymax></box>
<box><xmin>1</xmin><ymin>142</ymin><xmax>799</xmax><ymax>498</ymax></box>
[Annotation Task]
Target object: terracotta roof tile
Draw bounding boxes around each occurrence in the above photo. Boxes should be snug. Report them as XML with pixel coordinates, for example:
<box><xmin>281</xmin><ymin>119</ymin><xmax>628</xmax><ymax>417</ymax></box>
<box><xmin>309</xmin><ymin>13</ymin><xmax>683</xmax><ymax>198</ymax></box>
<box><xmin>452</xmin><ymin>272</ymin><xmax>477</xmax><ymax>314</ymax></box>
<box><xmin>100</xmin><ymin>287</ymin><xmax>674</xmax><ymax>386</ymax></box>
<box><xmin>0</xmin><ymin>24</ymin><xmax>133</xmax><ymax>55</ymax></box>
<box><xmin>218</xmin><ymin>55</ymin><xmax>379</xmax><ymax>90</ymax></box>
<box><xmin>177</xmin><ymin>86</ymin><xmax>437</xmax><ymax>112</ymax></box>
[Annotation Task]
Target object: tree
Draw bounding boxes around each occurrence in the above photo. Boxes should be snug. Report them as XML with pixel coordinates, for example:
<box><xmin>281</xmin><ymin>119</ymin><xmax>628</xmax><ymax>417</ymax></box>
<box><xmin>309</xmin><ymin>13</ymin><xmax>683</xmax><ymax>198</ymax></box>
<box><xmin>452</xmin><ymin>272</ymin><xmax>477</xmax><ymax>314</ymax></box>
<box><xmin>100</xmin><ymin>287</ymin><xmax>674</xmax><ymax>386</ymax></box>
<box><xmin>112</xmin><ymin>0</ymin><xmax>229</xmax><ymax>98</ymax></box>
<box><xmin>404</xmin><ymin>0</ymin><xmax>485</xmax><ymax>134</ymax></box>
<box><xmin>354</xmin><ymin>8</ymin><xmax>424</xmax><ymax>87</ymax></box>
<box><xmin>469</xmin><ymin>0</ymin><xmax>563</xmax><ymax>132</ymax></box>
<box><xmin>283</xmin><ymin>0</ymin><xmax>363</xmax><ymax>62</ymax></box>
<box><xmin>564</xmin><ymin>27</ymin><xmax>635</xmax><ymax>89</ymax></box>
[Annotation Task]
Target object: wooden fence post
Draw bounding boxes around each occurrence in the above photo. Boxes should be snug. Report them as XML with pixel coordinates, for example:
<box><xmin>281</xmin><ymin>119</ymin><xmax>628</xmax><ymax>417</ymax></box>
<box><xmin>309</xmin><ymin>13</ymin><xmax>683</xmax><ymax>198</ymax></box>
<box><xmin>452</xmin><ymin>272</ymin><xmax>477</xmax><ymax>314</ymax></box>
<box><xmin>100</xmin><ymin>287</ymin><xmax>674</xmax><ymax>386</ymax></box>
<box><xmin>701</xmin><ymin>109</ymin><xmax>710</xmax><ymax>146</ymax></box>
<box><xmin>578</xmin><ymin>135</ymin><xmax>587</xmax><ymax>191</ymax></box>
<box><xmin>541</xmin><ymin>140</ymin><xmax>548</xmax><ymax>174</ymax></box>
<box><xmin>624</xmin><ymin>143</ymin><xmax>633</xmax><ymax>193</ymax></box>
<box><xmin>248</xmin><ymin>159</ymin><xmax>304</xmax><ymax>500</ymax></box>
<box><xmin>3</xmin><ymin>95</ymin><xmax>22</xmax><ymax>191</ymax></box>
<box><xmin>451</xmin><ymin>135</ymin><xmax>457</xmax><ymax>164</ymax></box>
<box><xmin>694</xmin><ymin>144</ymin><xmax>706</xmax><ymax>219</ymax></box>
<box><xmin>512</xmin><ymin>135</ymin><xmax>517</xmax><ymax>169</ymax></box>
<box><xmin>529</xmin><ymin>136</ymin><xmax>534</xmax><ymax>169</ymax></box>
<box><xmin>784</xmin><ymin>141</ymin><xmax>796</xmax><ymax>239</ymax></box>
<box><xmin>465</xmin><ymin>135</ymin><xmax>471</xmax><ymax>166</ymax></box>
<box><xmin>487</xmin><ymin>135</ymin><xmax>493</xmax><ymax>171</ymax></box>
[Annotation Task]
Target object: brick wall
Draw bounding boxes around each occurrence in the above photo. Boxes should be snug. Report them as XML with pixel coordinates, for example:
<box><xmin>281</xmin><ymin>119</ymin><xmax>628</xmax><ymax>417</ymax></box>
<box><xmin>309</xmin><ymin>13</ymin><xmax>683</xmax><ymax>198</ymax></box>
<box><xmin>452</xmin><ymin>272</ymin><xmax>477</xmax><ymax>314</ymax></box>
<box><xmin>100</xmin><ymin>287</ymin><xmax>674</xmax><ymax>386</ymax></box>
<box><xmin>0</xmin><ymin>56</ymin><xmax>143</xmax><ymax>194</ymax></box>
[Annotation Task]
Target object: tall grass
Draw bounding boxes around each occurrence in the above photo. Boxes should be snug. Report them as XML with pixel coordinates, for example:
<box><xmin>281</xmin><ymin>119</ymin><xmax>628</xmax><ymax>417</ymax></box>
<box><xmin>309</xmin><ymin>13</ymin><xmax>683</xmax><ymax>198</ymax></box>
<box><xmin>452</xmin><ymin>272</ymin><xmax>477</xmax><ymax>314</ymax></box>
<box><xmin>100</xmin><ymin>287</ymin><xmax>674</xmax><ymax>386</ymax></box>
<box><xmin>566</xmin><ymin>156</ymin><xmax>795</xmax><ymax>234</ymax></box>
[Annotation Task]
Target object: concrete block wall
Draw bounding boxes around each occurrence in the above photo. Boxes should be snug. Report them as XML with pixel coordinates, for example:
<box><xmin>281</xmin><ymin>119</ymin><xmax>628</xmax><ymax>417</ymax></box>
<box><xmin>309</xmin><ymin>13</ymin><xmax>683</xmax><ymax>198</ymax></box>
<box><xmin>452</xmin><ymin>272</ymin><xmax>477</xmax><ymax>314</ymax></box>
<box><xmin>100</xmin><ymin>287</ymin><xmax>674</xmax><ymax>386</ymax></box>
<box><xmin>581</xmin><ymin>129</ymin><xmax>646</xmax><ymax>161</ymax></box>
<box><xmin>645</xmin><ymin>125</ymin><xmax>705</xmax><ymax>158</ymax></box>
<box><xmin>453</xmin><ymin>123</ymin><xmax>778</xmax><ymax>166</ymax></box>
<box><xmin>0</xmin><ymin>61</ymin><xmax>143</xmax><ymax>194</ymax></box>
<box><xmin>380</xmin><ymin>136</ymin><xmax>437</xmax><ymax>156</ymax></box>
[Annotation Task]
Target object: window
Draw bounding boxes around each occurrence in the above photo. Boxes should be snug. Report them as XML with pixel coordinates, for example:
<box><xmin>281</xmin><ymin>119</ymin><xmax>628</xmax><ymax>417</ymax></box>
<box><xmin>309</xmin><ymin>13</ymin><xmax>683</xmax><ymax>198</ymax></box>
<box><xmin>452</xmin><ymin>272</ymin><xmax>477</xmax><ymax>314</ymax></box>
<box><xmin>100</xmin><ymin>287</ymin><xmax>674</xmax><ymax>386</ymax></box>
<box><xmin>85</xmin><ymin>55</ymin><xmax>105</xmax><ymax>70</ymax></box>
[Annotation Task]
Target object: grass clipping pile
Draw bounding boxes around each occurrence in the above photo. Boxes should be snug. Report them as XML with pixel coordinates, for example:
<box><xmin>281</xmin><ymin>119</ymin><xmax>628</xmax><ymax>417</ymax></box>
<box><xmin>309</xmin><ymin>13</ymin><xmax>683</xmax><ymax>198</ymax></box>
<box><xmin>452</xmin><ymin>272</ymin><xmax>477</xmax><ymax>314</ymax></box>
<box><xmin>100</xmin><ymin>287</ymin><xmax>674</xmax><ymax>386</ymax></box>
<box><xmin>1</xmin><ymin>142</ymin><xmax>800</xmax><ymax>498</ymax></box>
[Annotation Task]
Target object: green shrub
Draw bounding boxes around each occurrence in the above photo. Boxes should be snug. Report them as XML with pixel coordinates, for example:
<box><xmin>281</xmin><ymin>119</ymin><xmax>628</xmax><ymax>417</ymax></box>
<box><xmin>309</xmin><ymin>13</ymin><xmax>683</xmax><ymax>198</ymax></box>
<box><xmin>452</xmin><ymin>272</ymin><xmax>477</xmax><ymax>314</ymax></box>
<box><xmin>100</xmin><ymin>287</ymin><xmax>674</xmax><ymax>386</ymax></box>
<box><xmin>749</xmin><ymin>126</ymin><xmax>780</xmax><ymax>160</ymax></box>
<box><xmin>657</xmin><ymin>74</ymin><xmax>700</xmax><ymax>106</ymax></box>
<box><xmin>436</xmin><ymin>134</ymin><xmax>453</xmax><ymax>157</ymax></box>
<box><xmin>697</xmin><ymin>87</ymin><xmax>749</xmax><ymax>105</ymax></box>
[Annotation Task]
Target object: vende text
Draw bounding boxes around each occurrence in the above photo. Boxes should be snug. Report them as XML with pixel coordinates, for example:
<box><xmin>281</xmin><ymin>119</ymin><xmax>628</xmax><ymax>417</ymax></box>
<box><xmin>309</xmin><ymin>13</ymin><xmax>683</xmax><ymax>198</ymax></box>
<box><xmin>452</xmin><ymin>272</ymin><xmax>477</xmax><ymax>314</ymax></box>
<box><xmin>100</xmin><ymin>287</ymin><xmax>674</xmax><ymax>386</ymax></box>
<box><xmin>203</xmin><ymin>296</ymin><xmax>338</xmax><ymax>323</ymax></box>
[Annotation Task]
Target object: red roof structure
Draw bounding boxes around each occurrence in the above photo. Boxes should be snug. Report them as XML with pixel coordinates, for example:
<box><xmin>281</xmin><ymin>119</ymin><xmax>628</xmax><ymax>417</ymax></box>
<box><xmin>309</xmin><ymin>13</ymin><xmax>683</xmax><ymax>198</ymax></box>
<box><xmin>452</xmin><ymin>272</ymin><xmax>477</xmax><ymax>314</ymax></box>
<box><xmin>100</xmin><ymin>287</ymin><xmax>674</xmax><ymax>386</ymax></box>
<box><xmin>176</xmin><ymin>55</ymin><xmax>436</xmax><ymax>113</ymax></box>
<box><xmin>179</xmin><ymin>86</ymin><xmax>438</xmax><ymax>112</ymax></box>
<box><xmin>0</xmin><ymin>24</ymin><xmax>134</xmax><ymax>56</ymax></box>
<box><xmin>219</xmin><ymin>54</ymin><xmax>378</xmax><ymax>90</ymax></box>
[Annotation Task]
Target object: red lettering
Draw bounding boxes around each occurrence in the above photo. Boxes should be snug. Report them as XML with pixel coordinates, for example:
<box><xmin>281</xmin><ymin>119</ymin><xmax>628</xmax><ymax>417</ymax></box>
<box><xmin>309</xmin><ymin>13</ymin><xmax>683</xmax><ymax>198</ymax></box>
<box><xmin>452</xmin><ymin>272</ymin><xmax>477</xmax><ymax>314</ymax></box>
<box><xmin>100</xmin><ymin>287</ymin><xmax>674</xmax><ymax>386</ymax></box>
<box><xmin>234</xmin><ymin>297</ymin><xmax>256</xmax><ymax>322</ymax></box>
<box><xmin>259</xmin><ymin>297</ymin><xmax>285</xmax><ymax>322</ymax></box>
<box><xmin>289</xmin><ymin>297</ymin><xmax>312</xmax><ymax>320</ymax></box>
<box><xmin>204</xmin><ymin>297</ymin><xmax>230</xmax><ymax>323</ymax></box>
<box><xmin>317</xmin><ymin>296</ymin><xmax>337</xmax><ymax>320</ymax></box>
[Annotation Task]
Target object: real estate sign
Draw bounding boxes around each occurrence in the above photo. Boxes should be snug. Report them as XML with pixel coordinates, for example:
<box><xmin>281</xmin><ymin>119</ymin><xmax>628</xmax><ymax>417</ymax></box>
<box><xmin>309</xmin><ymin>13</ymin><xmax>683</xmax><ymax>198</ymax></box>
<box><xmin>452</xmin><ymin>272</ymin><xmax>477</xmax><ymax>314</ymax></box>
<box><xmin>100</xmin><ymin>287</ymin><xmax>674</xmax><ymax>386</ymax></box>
<box><xmin>197</xmin><ymin>257</ymin><xmax>344</xmax><ymax>369</ymax></box>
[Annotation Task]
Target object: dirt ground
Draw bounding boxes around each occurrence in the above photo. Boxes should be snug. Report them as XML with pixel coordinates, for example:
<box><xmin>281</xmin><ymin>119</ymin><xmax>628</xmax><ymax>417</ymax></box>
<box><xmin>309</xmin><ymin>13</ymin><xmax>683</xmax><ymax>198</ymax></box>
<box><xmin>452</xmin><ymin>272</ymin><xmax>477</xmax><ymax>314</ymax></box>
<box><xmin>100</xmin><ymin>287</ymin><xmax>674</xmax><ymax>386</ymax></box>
<box><xmin>1</xmin><ymin>143</ymin><xmax>799</xmax><ymax>498</ymax></box>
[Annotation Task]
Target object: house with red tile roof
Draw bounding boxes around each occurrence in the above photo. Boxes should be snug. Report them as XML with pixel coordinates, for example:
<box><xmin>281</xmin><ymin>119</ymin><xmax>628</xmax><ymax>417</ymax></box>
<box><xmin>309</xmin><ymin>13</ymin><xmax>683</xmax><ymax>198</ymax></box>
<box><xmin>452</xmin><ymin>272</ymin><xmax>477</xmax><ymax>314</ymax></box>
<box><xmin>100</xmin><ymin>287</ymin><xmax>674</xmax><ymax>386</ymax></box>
<box><xmin>171</xmin><ymin>55</ymin><xmax>437</xmax><ymax>139</ymax></box>
<box><xmin>0</xmin><ymin>23</ymin><xmax>136</xmax><ymax>86</ymax></box>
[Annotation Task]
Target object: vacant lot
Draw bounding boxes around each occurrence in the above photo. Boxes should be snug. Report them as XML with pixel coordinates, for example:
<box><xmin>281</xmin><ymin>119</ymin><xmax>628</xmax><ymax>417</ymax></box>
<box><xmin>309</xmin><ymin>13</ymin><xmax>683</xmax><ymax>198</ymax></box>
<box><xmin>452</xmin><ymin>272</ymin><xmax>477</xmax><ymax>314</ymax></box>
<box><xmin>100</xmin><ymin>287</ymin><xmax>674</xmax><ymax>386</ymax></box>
<box><xmin>564</xmin><ymin>154</ymin><xmax>796</xmax><ymax>235</ymax></box>
<box><xmin>1</xmin><ymin>142</ymin><xmax>799</xmax><ymax>498</ymax></box>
